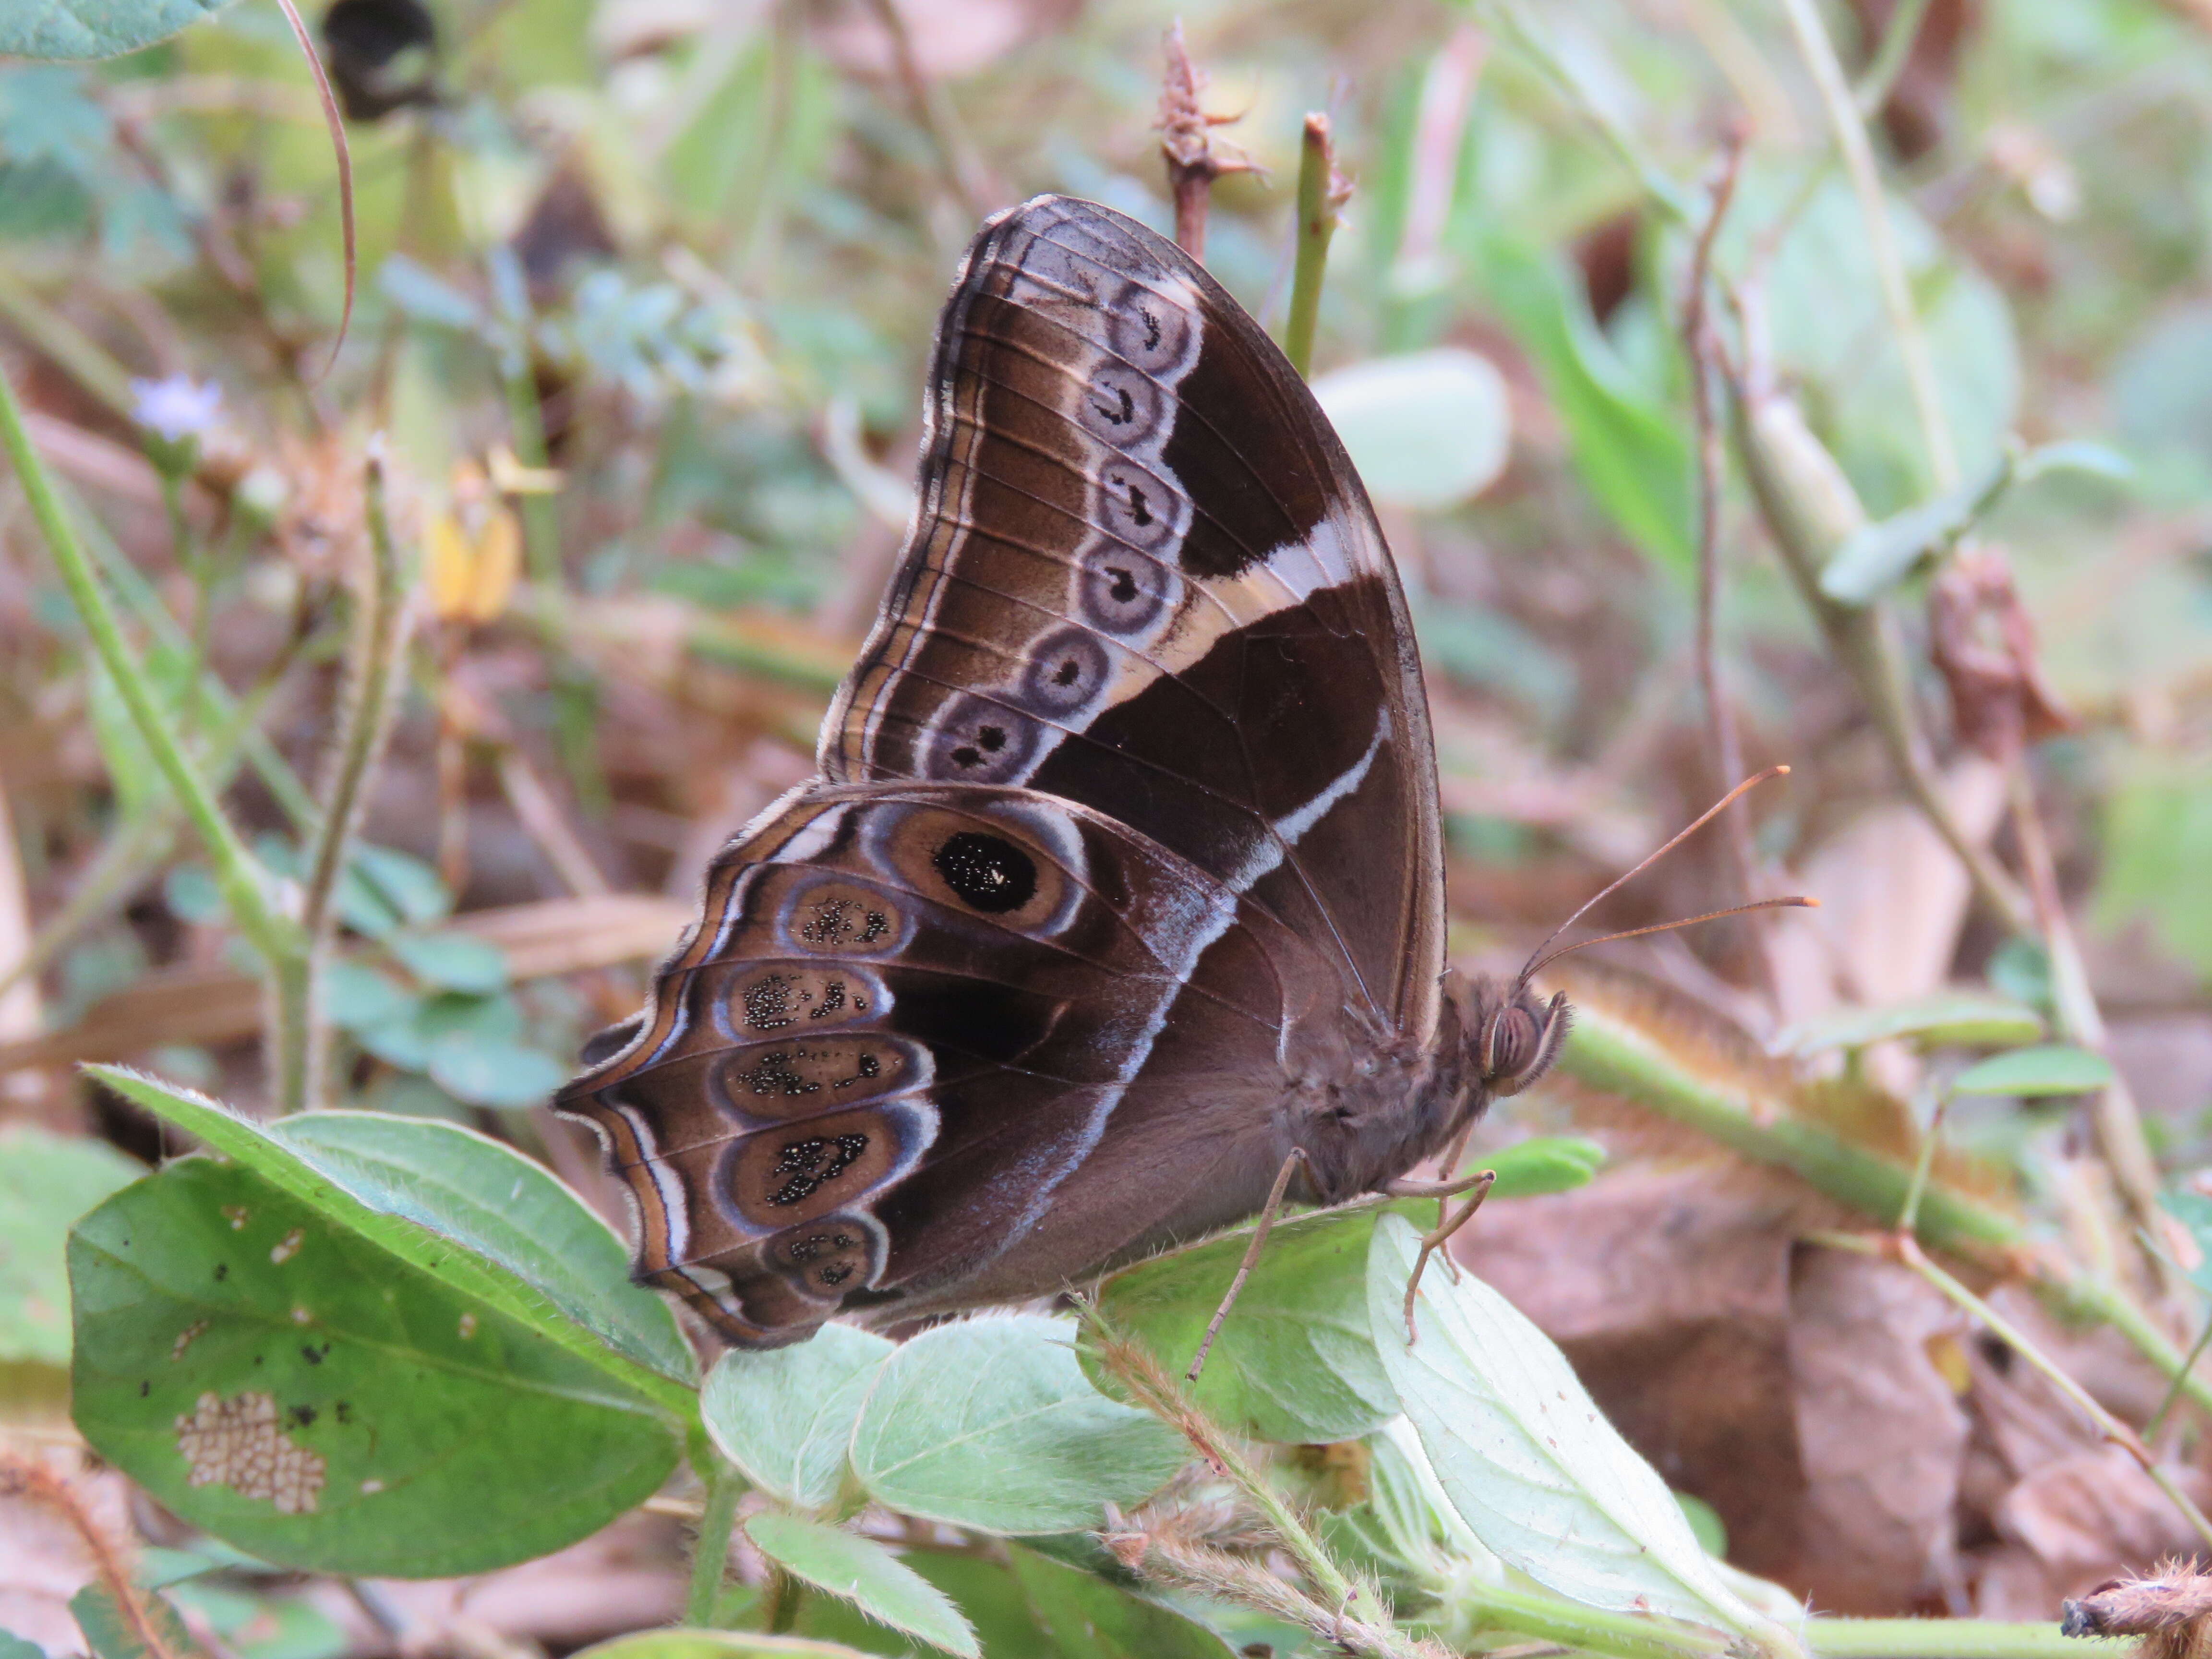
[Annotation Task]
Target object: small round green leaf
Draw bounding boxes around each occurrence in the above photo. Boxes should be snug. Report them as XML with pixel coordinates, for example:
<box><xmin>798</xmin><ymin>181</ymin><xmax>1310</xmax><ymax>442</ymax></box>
<box><xmin>702</xmin><ymin>1325</ymin><xmax>893</xmax><ymax>1509</ymax></box>
<box><xmin>425</xmin><ymin>1037</ymin><xmax>569</xmax><ymax>1108</ymax></box>
<box><xmin>851</xmin><ymin>1314</ymin><xmax>1184</xmax><ymax>1534</ymax></box>
<box><xmin>70</xmin><ymin>1158</ymin><xmax>679</xmax><ymax>1576</ymax></box>
<box><xmin>1951</xmin><ymin>1044</ymin><xmax>2116</xmax><ymax>1097</ymax></box>
<box><xmin>743</xmin><ymin>1513</ymin><xmax>977</xmax><ymax>1659</ymax></box>
<box><xmin>323</xmin><ymin>963</ymin><xmax>417</xmax><ymax>1034</ymax></box>
<box><xmin>1312</xmin><ymin>349</ymin><xmax>1512</xmax><ymax>509</ymax></box>
<box><xmin>388</xmin><ymin>932</ymin><xmax>510</xmax><ymax>994</ymax></box>
<box><xmin>1485</xmin><ymin>1136</ymin><xmax>1606</xmax><ymax>1199</ymax></box>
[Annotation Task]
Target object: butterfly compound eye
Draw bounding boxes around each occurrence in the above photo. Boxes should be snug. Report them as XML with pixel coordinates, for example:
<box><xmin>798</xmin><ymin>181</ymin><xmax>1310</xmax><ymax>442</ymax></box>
<box><xmin>1486</xmin><ymin>1005</ymin><xmax>1540</xmax><ymax>1082</ymax></box>
<box><xmin>932</xmin><ymin>831</ymin><xmax>1038</xmax><ymax>914</ymax></box>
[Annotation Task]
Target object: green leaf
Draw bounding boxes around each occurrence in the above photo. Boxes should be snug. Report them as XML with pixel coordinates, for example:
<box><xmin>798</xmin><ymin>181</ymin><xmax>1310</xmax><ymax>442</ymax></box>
<box><xmin>794</xmin><ymin>1551</ymin><xmax>1059</xmax><ymax>1659</ymax></box>
<box><xmin>71</xmin><ymin>1586</ymin><xmax>207</xmax><ymax>1659</ymax></box>
<box><xmin>1483</xmin><ymin>1136</ymin><xmax>1607</xmax><ymax>1198</ymax></box>
<box><xmin>387</xmin><ymin>932</ymin><xmax>510</xmax><ymax>994</ymax></box>
<box><xmin>162</xmin><ymin>1579</ymin><xmax>348</xmax><ymax>1659</ymax></box>
<box><xmin>322</xmin><ymin>963</ymin><xmax>416</xmax><ymax>1034</ymax></box>
<box><xmin>0</xmin><ymin>1631</ymin><xmax>49</xmax><ymax>1659</ymax></box>
<box><xmin>1312</xmin><ymin>349</ymin><xmax>1511</xmax><ymax>509</ymax></box>
<box><xmin>70</xmin><ymin>1156</ymin><xmax>679</xmax><ymax>1575</ymax></box>
<box><xmin>2162</xmin><ymin>1191</ymin><xmax>2212</xmax><ymax>1298</ymax></box>
<box><xmin>1367</xmin><ymin>1215</ymin><xmax>1788</xmax><ymax>1643</ymax></box>
<box><xmin>702</xmin><ymin>1325</ymin><xmax>892</xmax><ymax>1509</ymax></box>
<box><xmin>0</xmin><ymin>1126</ymin><xmax>141</xmax><ymax>1365</ymax></box>
<box><xmin>851</xmin><ymin>1314</ymin><xmax>1184</xmax><ymax>1534</ymax></box>
<box><xmin>0</xmin><ymin>0</ymin><xmax>233</xmax><ymax>60</ymax></box>
<box><xmin>1951</xmin><ymin>1045</ymin><xmax>2115</xmax><ymax>1097</ymax></box>
<box><xmin>82</xmin><ymin>1069</ymin><xmax>695</xmax><ymax>1399</ymax></box>
<box><xmin>424</xmin><ymin>1037</ymin><xmax>569</xmax><ymax>1109</ymax></box>
<box><xmin>1818</xmin><ymin>451</ymin><xmax>2010</xmax><ymax>607</ymax></box>
<box><xmin>573</xmin><ymin>1630</ymin><xmax>874</xmax><ymax>1659</ymax></box>
<box><xmin>1479</xmin><ymin>235</ymin><xmax>1693</xmax><ymax>579</ymax></box>
<box><xmin>1089</xmin><ymin>1201</ymin><xmax>1405</xmax><ymax>1444</ymax></box>
<box><xmin>744</xmin><ymin>1514</ymin><xmax>978</xmax><ymax>1659</ymax></box>
<box><xmin>1773</xmin><ymin>992</ymin><xmax>2044</xmax><ymax>1057</ymax></box>
<box><xmin>2095</xmin><ymin>766</ymin><xmax>2212</xmax><ymax>977</ymax></box>
<box><xmin>270</xmin><ymin>1110</ymin><xmax>694</xmax><ymax>1383</ymax></box>
<box><xmin>1006</xmin><ymin>1546</ymin><xmax>1239</xmax><ymax>1659</ymax></box>
<box><xmin>349</xmin><ymin>845</ymin><xmax>451</xmax><ymax>927</ymax></box>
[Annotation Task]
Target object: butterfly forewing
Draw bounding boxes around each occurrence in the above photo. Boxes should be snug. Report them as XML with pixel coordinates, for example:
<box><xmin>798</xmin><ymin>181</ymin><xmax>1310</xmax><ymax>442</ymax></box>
<box><xmin>560</xmin><ymin>196</ymin><xmax>1454</xmax><ymax>1346</ymax></box>
<box><xmin>825</xmin><ymin>197</ymin><xmax>1443</xmax><ymax>1035</ymax></box>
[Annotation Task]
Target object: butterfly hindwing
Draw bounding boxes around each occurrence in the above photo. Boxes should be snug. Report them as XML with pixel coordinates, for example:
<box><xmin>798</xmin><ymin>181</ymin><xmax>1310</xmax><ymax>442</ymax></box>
<box><xmin>556</xmin><ymin>781</ymin><xmax>1342</xmax><ymax>1345</ymax></box>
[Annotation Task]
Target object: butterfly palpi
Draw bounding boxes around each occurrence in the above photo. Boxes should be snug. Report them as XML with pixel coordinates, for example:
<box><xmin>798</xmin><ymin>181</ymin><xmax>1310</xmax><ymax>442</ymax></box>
<box><xmin>555</xmin><ymin>195</ymin><xmax>1792</xmax><ymax>1352</ymax></box>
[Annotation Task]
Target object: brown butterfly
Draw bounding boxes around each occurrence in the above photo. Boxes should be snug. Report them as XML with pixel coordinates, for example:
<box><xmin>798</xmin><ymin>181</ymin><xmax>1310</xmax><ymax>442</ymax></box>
<box><xmin>555</xmin><ymin>195</ymin><xmax>1794</xmax><ymax>1350</ymax></box>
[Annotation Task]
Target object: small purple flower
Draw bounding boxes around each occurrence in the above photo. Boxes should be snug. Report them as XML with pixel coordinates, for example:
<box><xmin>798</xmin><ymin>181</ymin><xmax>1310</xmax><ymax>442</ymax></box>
<box><xmin>130</xmin><ymin>375</ymin><xmax>223</xmax><ymax>444</ymax></box>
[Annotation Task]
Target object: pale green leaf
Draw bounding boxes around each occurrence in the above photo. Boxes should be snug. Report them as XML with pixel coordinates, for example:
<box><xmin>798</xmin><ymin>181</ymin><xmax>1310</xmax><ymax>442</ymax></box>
<box><xmin>573</xmin><ymin>1632</ymin><xmax>871</xmax><ymax>1659</ymax></box>
<box><xmin>0</xmin><ymin>0</ymin><xmax>231</xmax><ymax>62</ymax></box>
<box><xmin>1951</xmin><ymin>1045</ymin><xmax>2115</xmax><ymax>1096</ymax></box>
<box><xmin>851</xmin><ymin>1314</ymin><xmax>1184</xmax><ymax>1534</ymax></box>
<box><xmin>1313</xmin><ymin>349</ymin><xmax>1511</xmax><ymax>510</ymax></box>
<box><xmin>1773</xmin><ymin>992</ymin><xmax>2044</xmax><ymax>1057</ymax></box>
<box><xmin>0</xmin><ymin>1126</ymin><xmax>141</xmax><ymax>1365</ymax></box>
<box><xmin>702</xmin><ymin>1325</ymin><xmax>892</xmax><ymax>1509</ymax></box>
<box><xmin>1368</xmin><ymin>1215</ymin><xmax>1796</xmax><ymax>1649</ymax></box>
<box><xmin>743</xmin><ymin>1513</ymin><xmax>977</xmax><ymax>1659</ymax></box>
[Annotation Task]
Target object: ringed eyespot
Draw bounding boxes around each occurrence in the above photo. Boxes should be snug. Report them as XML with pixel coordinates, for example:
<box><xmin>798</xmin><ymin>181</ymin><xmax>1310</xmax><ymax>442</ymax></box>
<box><xmin>932</xmin><ymin>831</ymin><xmax>1038</xmax><ymax>915</ymax></box>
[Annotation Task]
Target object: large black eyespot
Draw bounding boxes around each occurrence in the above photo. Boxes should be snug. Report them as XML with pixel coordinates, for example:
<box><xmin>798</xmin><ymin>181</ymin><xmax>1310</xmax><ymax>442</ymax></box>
<box><xmin>1486</xmin><ymin>1006</ymin><xmax>1540</xmax><ymax>1081</ymax></box>
<box><xmin>932</xmin><ymin>831</ymin><xmax>1038</xmax><ymax>914</ymax></box>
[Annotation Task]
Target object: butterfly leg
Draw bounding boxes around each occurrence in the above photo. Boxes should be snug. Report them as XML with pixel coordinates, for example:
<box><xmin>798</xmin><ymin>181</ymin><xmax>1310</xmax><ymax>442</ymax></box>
<box><xmin>1393</xmin><ymin>1169</ymin><xmax>1496</xmax><ymax>1344</ymax></box>
<box><xmin>1398</xmin><ymin>1120</ymin><xmax>1480</xmax><ymax>1284</ymax></box>
<box><xmin>1186</xmin><ymin>1147</ymin><xmax>1309</xmax><ymax>1384</ymax></box>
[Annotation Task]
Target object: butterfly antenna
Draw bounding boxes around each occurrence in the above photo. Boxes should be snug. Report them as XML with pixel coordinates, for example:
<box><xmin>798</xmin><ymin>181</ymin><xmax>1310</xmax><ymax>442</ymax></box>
<box><xmin>1514</xmin><ymin>765</ymin><xmax>1803</xmax><ymax>988</ymax></box>
<box><xmin>1520</xmin><ymin>895</ymin><xmax>1818</xmax><ymax>983</ymax></box>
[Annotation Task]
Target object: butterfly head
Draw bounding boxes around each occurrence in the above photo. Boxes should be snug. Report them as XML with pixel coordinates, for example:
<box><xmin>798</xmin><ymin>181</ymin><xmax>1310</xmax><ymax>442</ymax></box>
<box><xmin>1467</xmin><ymin>977</ymin><xmax>1571</xmax><ymax>1100</ymax></box>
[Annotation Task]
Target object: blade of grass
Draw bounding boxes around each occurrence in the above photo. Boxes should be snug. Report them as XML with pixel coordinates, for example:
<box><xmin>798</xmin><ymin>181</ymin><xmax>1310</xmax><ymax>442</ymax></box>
<box><xmin>0</xmin><ymin>365</ymin><xmax>303</xmax><ymax>974</ymax></box>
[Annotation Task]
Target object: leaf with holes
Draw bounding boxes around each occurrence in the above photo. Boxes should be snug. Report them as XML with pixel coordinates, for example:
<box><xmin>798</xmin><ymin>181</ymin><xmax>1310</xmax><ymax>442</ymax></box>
<box><xmin>84</xmin><ymin>1069</ymin><xmax>694</xmax><ymax>1399</ymax></box>
<box><xmin>70</xmin><ymin>1155</ymin><xmax>680</xmax><ymax>1576</ymax></box>
<box><xmin>852</xmin><ymin>1314</ymin><xmax>1183</xmax><ymax>1534</ymax></box>
<box><xmin>743</xmin><ymin>1514</ymin><xmax>976</xmax><ymax>1659</ymax></box>
<box><xmin>702</xmin><ymin>1325</ymin><xmax>892</xmax><ymax>1509</ymax></box>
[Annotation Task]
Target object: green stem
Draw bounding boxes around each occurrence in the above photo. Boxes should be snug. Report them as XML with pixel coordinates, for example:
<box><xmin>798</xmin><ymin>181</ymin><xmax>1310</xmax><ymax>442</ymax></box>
<box><xmin>1284</xmin><ymin>113</ymin><xmax>1340</xmax><ymax>381</ymax></box>
<box><xmin>1810</xmin><ymin>1617</ymin><xmax>2126</xmax><ymax>1659</ymax></box>
<box><xmin>1777</xmin><ymin>0</ymin><xmax>1956</xmax><ymax>491</ymax></box>
<box><xmin>501</xmin><ymin>359</ymin><xmax>563</xmax><ymax>587</ymax></box>
<box><xmin>281</xmin><ymin>447</ymin><xmax>411</xmax><ymax>1113</ymax></box>
<box><xmin>1853</xmin><ymin>0</ymin><xmax>1935</xmax><ymax>117</ymax></box>
<box><xmin>1558</xmin><ymin>1005</ymin><xmax>2212</xmax><ymax>1423</ymax></box>
<box><xmin>685</xmin><ymin>1448</ymin><xmax>744</xmax><ymax>1628</ymax></box>
<box><xmin>1894</xmin><ymin>1084</ymin><xmax>1951</xmax><ymax>1237</ymax></box>
<box><xmin>0</xmin><ymin>363</ymin><xmax>302</xmax><ymax>973</ymax></box>
<box><xmin>1449</xmin><ymin>1584</ymin><xmax>1728</xmax><ymax>1659</ymax></box>
<box><xmin>2148</xmin><ymin>1309</ymin><xmax>2212</xmax><ymax>1439</ymax></box>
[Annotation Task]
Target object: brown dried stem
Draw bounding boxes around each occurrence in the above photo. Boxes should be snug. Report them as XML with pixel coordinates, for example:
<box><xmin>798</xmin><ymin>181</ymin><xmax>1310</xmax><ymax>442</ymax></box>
<box><xmin>1158</xmin><ymin>22</ymin><xmax>1252</xmax><ymax>262</ymax></box>
<box><xmin>1678</xmin><ymin>127</ymin><xmax>1773</xmax><ymax>1001</ymax></box>
<box><xmin>0</xmin><ymin>1455</ymin><xmax>195</xmax><ymax>1659</ymax></box>
<box><xmin>860</xmin><ymin>0</ymin><xmax>988</xmax><ymax>222</ymax></box>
